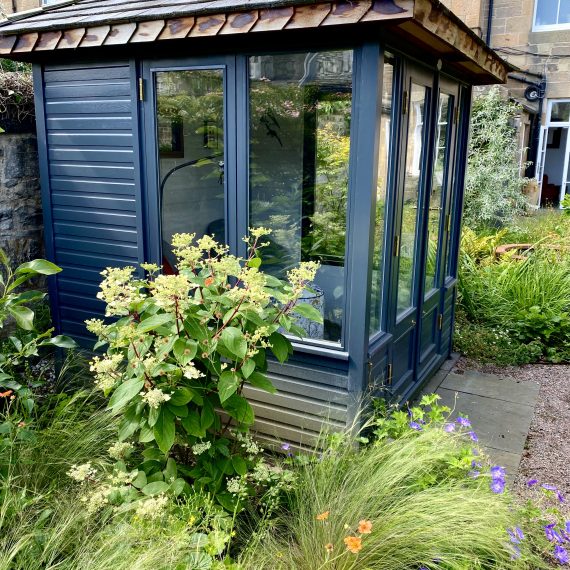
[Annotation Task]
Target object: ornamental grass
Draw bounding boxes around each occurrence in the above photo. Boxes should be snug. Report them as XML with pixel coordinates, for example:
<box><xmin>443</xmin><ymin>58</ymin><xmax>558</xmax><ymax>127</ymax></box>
<box><xmin>240</xmin><ymin>428</ymin><xmax>546</xmax><ymax>570</ymax></box>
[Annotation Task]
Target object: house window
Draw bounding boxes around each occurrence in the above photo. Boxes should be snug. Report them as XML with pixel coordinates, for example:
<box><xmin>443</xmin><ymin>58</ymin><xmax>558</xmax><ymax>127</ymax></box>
<box><xmin>533</xmin><ymin>0</ymin><xmax>570</xmax><ymax>30</ymax></box>
<box><xmin>248</xmin><ymin>50</ymin><xmax>353</xmax><ymax>345</ymax></box>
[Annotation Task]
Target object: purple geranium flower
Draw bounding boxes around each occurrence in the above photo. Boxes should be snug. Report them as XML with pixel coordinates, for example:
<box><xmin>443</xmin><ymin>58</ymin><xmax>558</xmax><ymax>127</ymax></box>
<box><xmin>456</xmin><ymin>416</ymin><xmax>471</xmax><ymax>427</ymax></box>
<box><xmin>468</xmin><ymin>470</ymin><xmax>480</xmax><ymax>479</ymax></box>
<box><xmin>558</xmin><ymin>491</ymin><xmax>566</xmax><ymax>504</ymax></box>
<box><xmin>472</xmin><ymin>460</ymin><xmax>482</xmax><ymax>469</ymax></box>
<box><xmin>544</xmin><ymin>524</ymin><xmax>564</xmax><ymax>544</ymax></box>
<box><xmin>510</xmin><ymin>544</ymin><xmax>521</xmax><ymax>561</ymax></box>
<box><xmin>281</xmin><ymin>442</ymin><xmax>291</xmax><ymax>451</ymax></box>
<box><xmin>443</xmin><ymin>423</ymin><xmax>455</xmax><ymax>432</ymax></box>
<box><xmin>566</xmin><ymin>521</ymin><xmax>570</xmax><ymax>534</ymax></box>
<box><xmin>468</xmin><ymin>431</ymin><xmax>478</xmax><ymax>442</ymax></box>
<box><xmin>491</xmin><ymin>478</ymin><xmax>505</xmax><ymax>494</ymax></box>
<box><xmin>527</xmin><ymin>478</ymin><xmax>538</xmax><ymax>487</ymax></box>
<box><xmin>507</xmin><ymin>527</ymin><xmax>524</xmax><ymax>544</ymax></box>
<box><xmin>409</xmin><ymin>421</ymin><xmax>423</xmax><ymax>431</ymax></box>
<box><xmin>554</xmin><ymin>545</ymin><xmax>569</xmax><ymax>565</ymax></box>
<box><xmin>515</xmin><ymin>527</ymin><xmax>524</xmax><ymax>541</ymax></box>
<box><xmin>491</xmin><ymin>465</ymin><xmax>507</xmax><ymax>480</ymax></box>
<box><xmin>542</xmin><ymin>484</ymin><xmax>558</xmax><ymax>491</ymax></box>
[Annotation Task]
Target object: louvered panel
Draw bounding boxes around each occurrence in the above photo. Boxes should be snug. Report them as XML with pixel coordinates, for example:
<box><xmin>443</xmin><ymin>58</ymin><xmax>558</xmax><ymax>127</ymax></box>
<box><xmin>42</xmin><ymin>61</ymin><xmax>143</xmax><ymax>342</ymax></box>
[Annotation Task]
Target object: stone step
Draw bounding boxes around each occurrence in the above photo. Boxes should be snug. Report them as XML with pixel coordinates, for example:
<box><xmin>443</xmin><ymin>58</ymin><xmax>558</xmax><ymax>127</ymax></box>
<box><xmin>441</xmin><ymin>371</ymin><xmax>540</xmax><ymax>406</ymax></box>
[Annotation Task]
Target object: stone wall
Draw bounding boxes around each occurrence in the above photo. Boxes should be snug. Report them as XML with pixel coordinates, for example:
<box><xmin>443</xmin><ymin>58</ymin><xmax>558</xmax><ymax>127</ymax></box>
<box><xmin>0</xmin><ymin>133</ymin><xmax>43</xmax><ymax>267</ymax></box>
<box><xmin>0</xmin><ymin>0</ymin><xmax>41</xmax><ymax>16</ymax></box>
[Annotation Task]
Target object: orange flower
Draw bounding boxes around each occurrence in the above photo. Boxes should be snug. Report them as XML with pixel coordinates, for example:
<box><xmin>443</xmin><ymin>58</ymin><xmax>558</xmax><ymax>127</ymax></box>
<box><xmin>204</xmin><ymin>277</ymin><xmax>214</xmax><ymax>287</ymax></box>
<box><xmin>344</xmin><ymin>536</ymin><xmax>362</xmax><ymax>554</ymax></box>
<box><xmin>358</xmin><ymin>519</ymin><xmax>372</xmax><ymax>534</ymax></box>
<box><xmin>316</xmin><ymin>511</ymin><xmax>330</xmax><ymax>521</ymax></box>
<box><xmin>324</xmin><ymin>543</ymin><xmax>334</xmax><ymax>554</ymax></box>
<box><xmin>0</xmin><ymin>390</ymin><xmax>13</xmax><ymax>398</ymax></box>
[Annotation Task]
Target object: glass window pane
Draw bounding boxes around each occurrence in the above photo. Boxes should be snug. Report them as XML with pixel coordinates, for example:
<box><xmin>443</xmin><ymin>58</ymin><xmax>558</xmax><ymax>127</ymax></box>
<box><xmin>425</xmin><ymin>93</ymin><xmax>452</xmax><ymax>294</ymax></box>
<box><xmin>560</xmin><ymin>0</ymin><xmax>570</xmax><ymax>23</ymax></box>
<box><xmin>249</xmin><ymin>50</ymin><xmax>353</xmax><ymax>343</ymax></box>
<box><xmin>551</xmin><ymin>101</ymin><xmax>570</xmax><ymax>122</ymax></box>
<box><xmin>535</xmin><ymin>0</ymin><xmax>559</xmax><ymax>25</ymax></box>
<box><xmin>157</xmin><ymin>70</ymin><xmax>225</xmax><ymax>271</ymax></box>
<box><xmin>369</xmin><ymin>57</ymin><xmax>394</xmax><ymax>336</ymax></box>
<box><xmin>397</xmin><ymin>83</ymin><xmax>428</xmax><ymax>316</ymax></box>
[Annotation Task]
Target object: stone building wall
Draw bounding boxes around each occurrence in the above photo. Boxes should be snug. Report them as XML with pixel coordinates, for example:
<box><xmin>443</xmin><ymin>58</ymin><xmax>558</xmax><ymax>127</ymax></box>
<box><xmin>0</xmin><ymin>0</ymin><xmax>41</xmax><ymax>16</ymax></box>
<box><xmin>0</xmin><ymin>133</ymin><xmax>43</xmax><ymax>266</ymax></box>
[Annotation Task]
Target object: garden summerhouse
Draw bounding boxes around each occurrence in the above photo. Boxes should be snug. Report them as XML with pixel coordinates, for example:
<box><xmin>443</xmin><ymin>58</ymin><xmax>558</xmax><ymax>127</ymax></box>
<box><xmin>0</xmin><ymin>0</ymin><xmax>509</xmax><ymax>447</ymax></box>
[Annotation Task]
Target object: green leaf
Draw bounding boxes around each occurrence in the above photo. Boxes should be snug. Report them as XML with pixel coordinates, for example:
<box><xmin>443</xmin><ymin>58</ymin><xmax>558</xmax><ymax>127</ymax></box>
<box><xmin>224</xmin><ymin>394</ymin><xmax>254</xmax><ymax>425</ymax></box>
<box><xmin>247</xmin><ymin>372</ymin><xmax>276</xmax><ymax>394</ymax></box>
<box><xmin>16</xmin><ymin>259</ymin><xmax>61</xmax><ymax>276</ymax></box>
<box><xmin>132</xmin><ymin>470</ymin><xmax>147</xmax><ymax>489</ymax></box>
<box><xmin>232</xmin><ymin>456</ymin><xmax>247</xmax><ymax>476</ymax></box>
<box><xmin>181</xmin><ymin>411</ymin><xmax>206</xmax><ymax>438</ymax></box>
<box><xmin>167</xmin><ymin>403</ymin><xmax>188</xmax><ymax>417</ymax></box>
<box><xmin>47</xmin><ymin>335</ymin><xmax>77</xmax><ymax>349</ymax></box>
<box><xmin>241</xmin><ymin>359</ymin><xmax>255</xmax><ymax>379</ymax></box>
<box><xmin>218</xmin><ymin>370</ymin><xmax>240</xmax><ymax>403</ymax></box>
<box><xmin>220</xmin><ymin>327</ymin><xmax>247</xmax><ymax>359</ymax></box>
<box><xmin>247</xmin><ymin>256</ymin><xmax>262</xmax><ymax>268</ymax></box>
<box><xmin>9</xmin><ymin>306</ymin><xmax>34</xmax><ymax>331</ymax></box>
<box><xmin>141</xmin><ymin>481</ymin><xmax>170</xmax><ymax>496</ymax></box>
<box><xmin>108</xmin><ymin>379</ymin><xmax>144</xmax><ymax>412</ymax></box>
<box><xmin>170</xmin><ymin>478</ymin><xmax>186</xmax><ymax>496</ymax></box>
<box><xmin>173</xmin><ymin>338</ymin><xmax>198</xmax><ymax>365</ymax></box>
<box><xmin>268</xmin><ymin>332</ymin><xmax>292</xmax><ymax>363</ymax></box>
<box><xmin>137</xmin><ymin>313</ymin><xmax>174</xmax><ymax>333</ymax></box>
<box><xmin>169</xmin><ymin>387</ymin><xmax>193</xmax><ymax>406</ymax></box>
<box><xmin>153</xmin><ymin>407</ymin><xmax>176</xmax><ymax>453</ymax></box>
<box><xmin>164</xmin><ymin>457</ymin><xmax>177</xmax><ymax>481</ymax></box>
<box><xmin>292</xmin><ymin>302</ymin><xmax>324</xmax><ymax>324</ymax></box>
<box><xmin>201</xmin><ymin>402</ymin><xmax>216</xmax><ymax>431</ymax></box>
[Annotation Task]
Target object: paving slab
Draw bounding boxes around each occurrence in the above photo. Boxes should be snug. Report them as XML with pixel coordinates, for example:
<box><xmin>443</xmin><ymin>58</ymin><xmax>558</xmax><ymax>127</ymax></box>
<box><xmin>436</xmin><ymin>387</ymin><xmax>535</xmax><ymax>455</ymax></box>
<box><xmin>441</xmin><ymin>372</ymin><xmax>540</xmax><ymax>406</ymax></box>
<box><xmin>482</xmin><ymin>448</ymin><xmax>522</xmax><ymax>476</ymax></box>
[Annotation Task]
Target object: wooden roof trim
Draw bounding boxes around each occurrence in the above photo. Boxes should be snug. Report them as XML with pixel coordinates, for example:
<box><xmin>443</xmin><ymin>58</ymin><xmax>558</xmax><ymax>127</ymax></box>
<box><xmin>0</xmin><ymin>0</ymin><xmax>508</xmax><ymax>83</ymax></box>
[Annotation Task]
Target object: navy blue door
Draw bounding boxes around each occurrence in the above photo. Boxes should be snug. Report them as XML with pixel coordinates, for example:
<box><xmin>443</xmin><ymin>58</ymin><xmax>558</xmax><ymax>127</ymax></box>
<box><xmin>390</xmin><ymin>65</ymin><xmax>434</xmax><ymax>399</ymax></box>
<box><xmin>417</xmin><ymin>78</ymin><xmax>460</xmax><ymax>379</ymax></box>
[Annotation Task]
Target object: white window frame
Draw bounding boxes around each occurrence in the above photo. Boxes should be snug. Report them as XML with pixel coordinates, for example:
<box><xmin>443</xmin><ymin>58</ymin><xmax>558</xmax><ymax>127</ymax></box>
<box><xmin>533</xmin><ymin>0</ymin><xmax>570</xmax><ymax>31</ymax></box>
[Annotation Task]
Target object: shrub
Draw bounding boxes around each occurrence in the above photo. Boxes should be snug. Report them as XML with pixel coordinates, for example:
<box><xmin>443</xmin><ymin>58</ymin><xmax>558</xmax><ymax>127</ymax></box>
<box><xmin>464</xmin><ymin>87</ymin><xmax>529</xmax><ymax>230</ymax></box>
<box><xmin>87</xmin><ymin>230</ymin><xmax>320</xmax><ymax>510</ymax></box>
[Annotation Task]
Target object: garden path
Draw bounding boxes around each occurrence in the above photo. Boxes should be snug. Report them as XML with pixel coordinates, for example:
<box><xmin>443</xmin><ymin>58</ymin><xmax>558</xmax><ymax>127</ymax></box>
<box><xmin>420</xmin><ymin>356</ymin><xmax>540</xmax><ymax>477</ymax></box>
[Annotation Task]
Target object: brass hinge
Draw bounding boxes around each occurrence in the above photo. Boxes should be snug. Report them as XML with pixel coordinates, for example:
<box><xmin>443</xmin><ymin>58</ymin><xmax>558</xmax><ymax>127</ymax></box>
<box><xmin>402</xmin><ymin>90</ymin><xmax>408</xmax><ymax>115</ymax></box>
<box><xmin>393</xmin><ymin>234</ymin><xmax>400</xmax><ymax>257</ymax></box>
<box><xmin>454</xmin><ymin>105</ymin><xmax>459</xmax><ymax>125</ymax></box>
<box><xmin>386</xmin><ymin>363</ymin><xmax>393</xmax><ymax>386</ymax></box>
<box><xmin>138</xmin><ymin>78</ymin><xmax>145</xmax><ymax>102</ymax></box>
<box><xmin>438</xmin><ymin>314</ymin><xmax>443</xmax><ymax>330</ymax></box>
<box><xmin>445</xmin><ymin>213</ymin><xmax>451</xmax><ymax>233</ymax></box>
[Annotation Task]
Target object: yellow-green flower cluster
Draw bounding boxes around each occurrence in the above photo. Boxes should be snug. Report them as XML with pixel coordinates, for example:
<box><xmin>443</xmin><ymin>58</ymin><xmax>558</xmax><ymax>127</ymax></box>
<box><xmin>150</xmin><ymin>273</ymin><xmax>193</xmax><ymax>314</ymax></box>
<box><xmin>97</xmin><ymin>266</ymin><xmax>145</xmax><ymax>316</ymax></box>
<box><xmin>67</xmin><ymin>462</ymin><xmax>97</xmax><ymax>483</ymax></box>
<box><xmin>134</xmin><ymin>495</ymin><xmax>169</xmax><ymax>520</ymax></box>
<box><xmin>108</xmin><ymin>441</ymin><xmax>134</xmax><ymax>460</ymax></box>
<box><xmin>191</xmin><ymin>440</ymin><xmax>211</xmax><ymax>456</ymax></box>
<box><xmin>287</xmin><ymin>261</ymin><xmax>320</xmax><ymax>296</ymax></box>
<box><xmin>141</xmin><ymin>388</ymin><xmax>171</xmax><ymax>409</ymax></box>
<box><xmin>90</xmin><ymin>354</ymin><xmax>123</xmax><ymax>392</ymax></box>
<box><xmin>183</xmin><ymin>362</ymin><xmax>203</xmax><ymax>380</ymax></box>
<box><xmin>228</xmin><ymin>267</ymin><xmax>270</xmax><ymax>308</ymax></box>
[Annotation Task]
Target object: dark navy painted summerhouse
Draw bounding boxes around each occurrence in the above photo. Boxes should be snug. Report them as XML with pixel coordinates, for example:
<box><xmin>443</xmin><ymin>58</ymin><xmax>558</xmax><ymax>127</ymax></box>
<box><xmin>0</xmin><ymin>0</ymin><xmax>509</xmax><ymax>447</ymax></box>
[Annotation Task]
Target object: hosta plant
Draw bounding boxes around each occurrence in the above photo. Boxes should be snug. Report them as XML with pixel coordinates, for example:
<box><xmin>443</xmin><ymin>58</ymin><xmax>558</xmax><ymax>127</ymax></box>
<box><xmin>87</xmin><ymin>229</ymin><xmax>320</xmax><ymax>510</ymax></box>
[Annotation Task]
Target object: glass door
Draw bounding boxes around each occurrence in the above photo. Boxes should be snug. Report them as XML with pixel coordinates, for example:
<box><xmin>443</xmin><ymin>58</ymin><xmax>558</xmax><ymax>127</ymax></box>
<box><xmin>390</xmin><ymin>65</ymin><xmax>433</xmax><ymax>398</ymax></box>
<box><xmin>417</xmin><ymin>79</ymin><xmax>459</xmax><ymax>378</ymax></box>
<box><xmin>142</xmin><ymin>57</ymin><xmax>238</xmax><ymax>270</ymax></box>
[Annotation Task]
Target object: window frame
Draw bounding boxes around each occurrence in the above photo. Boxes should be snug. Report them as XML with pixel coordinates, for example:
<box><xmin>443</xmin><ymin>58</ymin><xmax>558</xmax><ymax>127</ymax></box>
<box><xmin>533</xmin><ymin>0</ymin><xmax>570</xmax><ymax>31</ymax></box>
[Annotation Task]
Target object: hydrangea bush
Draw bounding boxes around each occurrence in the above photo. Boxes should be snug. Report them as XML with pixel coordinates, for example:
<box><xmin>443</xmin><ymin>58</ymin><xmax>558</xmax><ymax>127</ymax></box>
<box><xmin>86</xmin><ymin>229</ymin><xmax>320</xmax><ymax>510</ymax></box>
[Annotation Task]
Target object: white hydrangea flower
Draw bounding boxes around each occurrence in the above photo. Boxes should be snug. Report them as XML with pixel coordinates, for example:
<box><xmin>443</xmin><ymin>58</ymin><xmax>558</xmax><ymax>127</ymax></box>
<box><xmin>97</xmin><ymin>266</ymin><xmax>145</xmax><ymax>316</ymax></box>
<box><xmin>67</xmin><ymin>462</ymin><xmax>97</xmax><ymax>483</ymax></box>
<box><xmin>108</xmin><ymin>441</ymin><xmax>134</xmax><ymax>460</ymax></box>
<box><xmin>90</xmin><ymin>354</ymin><xmax>123</xmax><ymax>393</ymax></box>
<box><xmin>135</xmin><ymin>495</ymin><xmax>169</xmax><ymax>520</ymax></box>
<box><xmin>141</xmin><ymin>388</ymin><xmax>171</xmax><ymax>409</ymax></box>
<box><xmin>192</xmin><ymin>441</ymin><xmax>211</xmax><ymax>456</ymax></box>
<box><xmin>226</xmin><ymin>476</ymin><xmax>247</xmax><ymax>496</ymax></box>
<box><xmin>183</xmin><ymin>362</ymin><xmax>203</xmax><ymax>380</ymax></box>
<box><xmin>81</xmin><ymin>485</ymin><xmax>112</xmax><ymax>514</ymax></box>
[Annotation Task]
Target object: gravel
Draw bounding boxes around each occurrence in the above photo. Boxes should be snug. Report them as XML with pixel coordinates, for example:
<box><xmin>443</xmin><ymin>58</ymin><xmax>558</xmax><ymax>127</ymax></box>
<box><xmin>453</xmin><ymin>357</ymin><xmax>570</xmax><ymax>504</ymax></box>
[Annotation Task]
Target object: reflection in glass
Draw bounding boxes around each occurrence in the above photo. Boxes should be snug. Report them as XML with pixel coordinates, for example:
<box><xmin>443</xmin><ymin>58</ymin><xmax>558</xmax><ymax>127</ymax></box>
<box><xmin>369</xmin><ymin>57</ymin><xmax>394</xmax><ymax>335</ymax></box>
<box><xmin>249</xmin><ymin>50</ymin><xmax>353</xmax><ymax>343</ymax></box>
<box><xmin>157</xmin><ymin>69</ymin><xmax>225</xmax><ymax>272</ymax></box>
<box><xmin>551</xmin><ymin>101</ymin><xmax>570</xmax><ymax>122</ymax></box>
<box><xmin>396</xmin><ymin>83</ymin><xmax>427</xmax><ymax>315</ymax></box>
<box><xmin>425</xmin><ymin>93</ymin><xmax>451</xmax><ymax>294</ymax></box>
